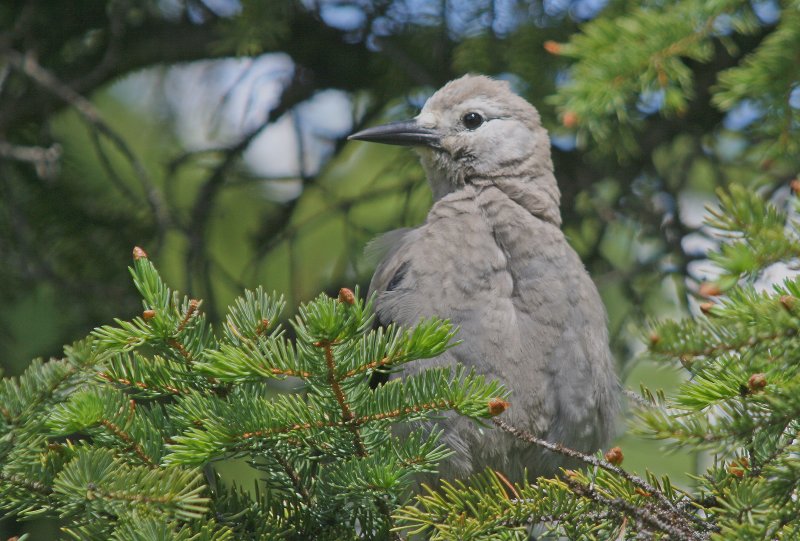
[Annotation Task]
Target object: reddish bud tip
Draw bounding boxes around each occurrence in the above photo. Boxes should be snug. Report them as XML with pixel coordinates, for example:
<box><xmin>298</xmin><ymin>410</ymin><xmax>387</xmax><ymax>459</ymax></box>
<box><xmin>648</xmin><ymin>333</ymin><xmax>661</xmax><ymax>346</ymax></box>
<box><xmin>747</xmin><ymin>373</ymin><xmax>767</xmax><ymax>392</ymax></box>
<box><xmin>790</xmin><ymin>178</ymin><xmax>800</xmax><ymax>194</ymax></box>
<box><xmin>142</xmin><ymin>309</ymin><xmax>156</xmax><ymax>320</ymax></box>
<box><xmin>657</xmin><ymin>70</ymin><xmax>668</xmax><ymax>87</ymax></box>
<box><xmin>727</xmin><ymin>457</ymin><xmax>749</xmax><ymax>478</ymax></box>
<box><xmin>604</xmin><ymin>446</ymin><xmax>624</xmax><ymax>466</ymax></box>
<box><xmin>635</xmin><ymin>487</ymin><xmax>652</xmax><ymax>497</ymax></box>
<box><xmin>543</xmin><ymin>40</ymin><xmax>562</xmax><ymax>55</ymax></box>
<box><xmin>563</xmin><ymin>469</ymin><xmax>579</xmax><ymax>479</ymax></box>
<box><xmin>133</xmin><ymin>246</ymin><xmax>148</xmax><ymax>260</ymax></box>
<box><xmin>488</xmin><ymin>397</ymin><xmax>511</xmax><ymax>416</ymax></box>
<box><xmin>699</xmin><ymin>282</ymin><xmax>722</xmax><ymax>297</ymax></box>
<box><xmin>256</xmin><ymin>318</ymin><xmax>271</xmax><ymax>334</ymax></box>
<box><xmin>562</xmin><ymin>111</ymin><xmax>578</xmax><ymax>128</ymax></box>
<box><xmin>780</xmin><ymin>295</ymin><xmax>796</xmax><ymax>311</ymax></box>
<box><xmin>338</xmin><ymin>287</ymin><xmax>355</xmax><ymax>305</ymax></box>
<box><xmin>189</xmin><ymin>299</ymin><xmax>200</xmax><ymax>309</ymax></box>
<box><xmin>699</xmin><ymin>302</ymin><xmax>714</xmax><ymax>315</ymax></box>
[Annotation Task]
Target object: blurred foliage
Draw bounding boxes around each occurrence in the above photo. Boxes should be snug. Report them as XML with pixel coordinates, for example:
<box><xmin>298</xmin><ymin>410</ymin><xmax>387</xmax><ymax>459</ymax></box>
<box><xmin>0</xmin><ymin>0</ymin><xmax>798</xmax><ymax>537</ymax></box>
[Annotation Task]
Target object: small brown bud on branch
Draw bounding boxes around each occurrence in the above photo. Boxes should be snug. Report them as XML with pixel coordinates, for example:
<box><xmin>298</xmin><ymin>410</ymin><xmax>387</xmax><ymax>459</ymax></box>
<box><xmin>142</xmin><ymin>309</ymin><xmax>156</xmax><ymax>320</ymax></box>
<box><xmin>562</xmin><ymin>111</ymin><xmax>578</xmax><ymax>128</ymax></box>
<box><xmin>256</xmin><ymin>318</ymin><xmax>271</xmax><ymax>335</ymax></box>
<box><xmin>132</xmin><ymin>246</ymin><xmax>148</xmax><ymax>260</ymax></box>
<box><xmin>780</xmin><ymin>295</ymin><xmax>796</xmax><ymax>311</ymax></box>
<box><xmin>543</xmin><ymin>40</ymin><xmax>562</xmax><ymax>55</ymax></box>
<box><xmin>699</xmin><ymin>302</ymin><xmax>714</xmax><ymax>315</ymax></box>
<box><xmin>604</xmin><ymin>446</ymin><xmax>624</xmax><ymax>466</ymax></box>
<box><xmin>727</xmin><ymin>456</ymin><xmax>749</xmax><ymax>478</ymax></box>
<box><xmin>563</xmin><ymin>469</ymin><xmax>579</xmax><ymax>479</ymax></box>
<box><xmin>488</xmin><ymin>397</ymin><xmax>510</xmax><ymax>416</ymax></box>
<box><xmin>698</xmin><ymin>282</ymin><xmax>722</xmax><ymax>297</ymax></box>
<box><xmin>338</xmin><ymin>287</ymin><xmax>355</xmax><ymax>305</ymax></box>
<box><xmin>790</xmin><ymin>178</ymin><xmax>800</xmax><ymax>194</ymax></box>
<box><xmin>747</xmin><ymin>373</ymin><xmax>767</xmax><ymax>392</ymax></box>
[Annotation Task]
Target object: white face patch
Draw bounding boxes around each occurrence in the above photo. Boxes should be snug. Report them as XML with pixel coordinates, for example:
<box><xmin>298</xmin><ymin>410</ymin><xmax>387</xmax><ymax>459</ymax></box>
<box><xmin>415</xmin><ymin>111</ymin><xmax>438</xmax><ymax>129</ymax></box>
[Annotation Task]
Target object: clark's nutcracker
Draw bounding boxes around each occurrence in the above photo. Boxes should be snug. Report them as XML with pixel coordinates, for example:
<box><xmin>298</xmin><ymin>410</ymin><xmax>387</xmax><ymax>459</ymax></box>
<box><xmin>349</xmin><ymin>74</ymin><xmax>620</xmax><ymax>480</ymax></box>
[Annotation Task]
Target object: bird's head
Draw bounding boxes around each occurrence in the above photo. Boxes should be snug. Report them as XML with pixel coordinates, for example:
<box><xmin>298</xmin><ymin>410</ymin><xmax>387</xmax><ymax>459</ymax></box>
<box><xmin>349</xmin><ymin>74</ymin><xmax>559</xmax><ymax>221</ymax></box>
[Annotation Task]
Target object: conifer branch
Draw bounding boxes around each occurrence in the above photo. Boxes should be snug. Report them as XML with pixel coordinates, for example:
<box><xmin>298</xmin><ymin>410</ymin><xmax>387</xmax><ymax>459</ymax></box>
<box><xmin>96</xmin><ymin>371</ymin><xmax>188</xmax><ymax>396</ymax></box>
<box><xmin>343</xmin><ymin>355</ymin><xmax>394</xmax><ymax>378</ymax></box>
<box><xmin>563</xmin><ymin>478</ymin><xmax>702</xmax><ymax>541</ymax></box>
<box><xmin>98</xmin><ymin>419</ymin><xmax>156</xmax><ymax>467</ymax></box>
<box><xmin>0</xmin><ymin>471</ymin><xmax>54</xmax><ymax>497</ymax></box>
<box><xmin>320</xmin><ymin>340</ymin><xmax>368</xmax><ymax>457</ymax></box>
<box><xmin>491</xmin><ymin>418</ymin><xmax>701</xmax><ymax>530</ymax></box>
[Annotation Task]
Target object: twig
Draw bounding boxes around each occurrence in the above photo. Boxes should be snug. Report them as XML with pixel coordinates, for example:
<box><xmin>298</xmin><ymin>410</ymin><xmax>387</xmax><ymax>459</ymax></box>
<box><xmin>184</xmin><ymin>67</ymin><xmax>315</xmax><ymax>311</ymax></box>
<box><xmin>624</xmin><ymin>388</ymin><xmax>653</xmax><ymax>409</ymax></box>
<box><xmin>99</xmin><ymin>419</ymin><xmax>156</xmax><ymax>467</ymax></box>
<box><xmin>0</xmin><ymin>140</ymin><xmax>62</xmax><ymax>179</ymax></box>
<box><xmin>5</xmin><ymin>49</ymin><xmax>170</xmax><ymax>239</ymax></box>
<box><xmin>273</xmin><ymin>452</ymin><xmax>310</xmax><ymax>503</ymax></box>
<box><xmin>320</xmin><ymin>341</ymin><xmax>368</xmax><ymax>457</ymax></box>
<box><xmin>490</xmin><ymin>418</ymin><xmax>704</xmax><ymax>532</ymax></box>
<box><xmin>564</xmin><ymin>477</ymin><xmax>701</xmax><ymax>541</ymax></box>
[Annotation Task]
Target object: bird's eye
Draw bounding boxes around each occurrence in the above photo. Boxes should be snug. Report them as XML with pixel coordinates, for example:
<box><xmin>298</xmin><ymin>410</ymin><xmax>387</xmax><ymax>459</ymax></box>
<box><xmin>462</xmin><ymin>112</ymin><xmax>484</xmax><ymax>130</ymax></box>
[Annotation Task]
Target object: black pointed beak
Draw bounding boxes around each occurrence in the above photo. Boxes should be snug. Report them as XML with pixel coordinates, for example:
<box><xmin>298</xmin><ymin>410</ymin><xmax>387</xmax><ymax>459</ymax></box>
<box><xmin>348</xmin><ymin>120</ymin><xmax>440</xmax><ymax>148</ymax></box>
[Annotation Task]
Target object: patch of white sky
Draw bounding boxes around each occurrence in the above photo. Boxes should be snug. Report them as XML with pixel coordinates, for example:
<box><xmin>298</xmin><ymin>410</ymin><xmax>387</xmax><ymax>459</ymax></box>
<box><xmin>113</xmin><ymin>52</ymin><xmax>353</xmax><ymax>202</ymax></box>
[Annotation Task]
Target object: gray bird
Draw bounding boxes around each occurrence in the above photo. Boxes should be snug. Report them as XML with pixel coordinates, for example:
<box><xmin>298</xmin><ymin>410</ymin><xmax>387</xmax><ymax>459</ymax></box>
<box><xmin>349</xmin><ymin>74</ymin><xmax>620</xmax><ymax>481</ymax></box>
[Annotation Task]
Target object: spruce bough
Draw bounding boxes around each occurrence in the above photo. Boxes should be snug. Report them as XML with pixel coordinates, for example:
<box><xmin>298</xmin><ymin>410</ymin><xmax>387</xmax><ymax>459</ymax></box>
<box><xmin>0</xmin><ymin>248</ymin><xmax>507</xmax><ymax>540</ymax></box>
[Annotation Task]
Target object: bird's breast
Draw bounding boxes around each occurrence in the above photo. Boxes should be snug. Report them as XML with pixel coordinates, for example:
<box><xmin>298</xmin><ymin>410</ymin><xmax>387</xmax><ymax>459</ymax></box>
<box><xmin>380</xmin><ymin>185</ymin><xmax>573</xmax><ymax>376</ymax></box>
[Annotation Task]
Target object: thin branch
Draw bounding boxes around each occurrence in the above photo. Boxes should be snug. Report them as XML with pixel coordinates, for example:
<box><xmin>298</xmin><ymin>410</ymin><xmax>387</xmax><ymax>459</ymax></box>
<box><xmin>624</xmin><ymin>388</ymin><xmax>654</xmax><ymax>409</ymax></box>
<box><xmin>343</xmin><ymin>356</ymin><xmax>394</xmax><ymax>378</ymax></box>
<box><xmin>273</xmin><ymin>452</ymin><xmax>310</xmax><ymax>503</ymax></box>
<box><xmin>0</xmin><ymin>140</ymin><xmax>61</xmax><ymax>179</ymax></box>
<box><xmin>184</xmin><ymin>67</ymin><xmax>315</xmax><ymax>311</ymax></box>
<box><xmin>87</xmin><ymin>127</ymin><xmax>142</xmax><ymax>204</ymax></box>
<box><xmin>4</xmin><ymin>49</ymin><xmax>170</xmax><ymax>240</ymax></box>
<box><xmin>98</xmin><ymin>419</ymin><xmax>156</xmax><ymax>467</ymax></box>
<box><xmin>320</xmin><ymin>341</ymin><xmax>368</xmax><ymax>457</ymax></box>
<box><xmin>490</xmin><ymin>418</ymin><xmax>705</xmax><ymax>532</ymax></box>
<box><xmin>97</xmin><ymin>371</ymin><xmax>188</xmax><ymax>395</ymax></box>
<box><xmin>564</xmin><ymin>477</ymin><xmax>702</xmax><ymax>541</ymax></box>
<box><xmin>0</xmin><ymin>471</ymin><xmax>54</xmax><ymax>497</ymax></box>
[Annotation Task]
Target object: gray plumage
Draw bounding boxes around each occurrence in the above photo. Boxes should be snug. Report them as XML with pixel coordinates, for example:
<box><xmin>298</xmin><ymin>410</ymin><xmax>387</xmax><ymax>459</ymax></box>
<box><xmin>350</xmin><ymin>74</ymin><xmax>620</xmax><ymax>481</ymax></box>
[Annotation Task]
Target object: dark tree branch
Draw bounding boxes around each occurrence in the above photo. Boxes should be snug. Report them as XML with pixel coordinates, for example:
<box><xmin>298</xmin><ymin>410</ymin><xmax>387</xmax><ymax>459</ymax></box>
<box><xmin>4</xmin><ymin>49</ymin><xmax>171</xmax><ymax>242</ymax></box>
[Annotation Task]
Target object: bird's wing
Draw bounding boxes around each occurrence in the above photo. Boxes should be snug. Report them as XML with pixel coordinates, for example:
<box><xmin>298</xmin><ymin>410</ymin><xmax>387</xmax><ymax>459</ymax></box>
<box><xmin>365</xmin><ymin>227</ymin><xmax>415</xmax><ymax>306</ymax></box>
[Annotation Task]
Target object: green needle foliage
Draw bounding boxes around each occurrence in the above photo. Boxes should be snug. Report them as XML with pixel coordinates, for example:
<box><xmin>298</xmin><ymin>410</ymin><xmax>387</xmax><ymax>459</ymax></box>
<box><xmin>549</xmin><ymin>0</ymin><xmax>800</xmax><ymax>158</ymax></box>
<box><xmin>396</xmin><ymin>185</ymin><xmax>800</xmax><ymax>540</ymax></box>
<box><xmin>0</xmin><ymin>249</ymin><xmax>507</xmax><ymax>540</ymax></box>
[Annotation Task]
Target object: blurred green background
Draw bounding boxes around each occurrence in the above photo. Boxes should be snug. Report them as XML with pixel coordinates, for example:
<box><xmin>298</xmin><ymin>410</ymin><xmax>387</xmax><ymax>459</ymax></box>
<box><xmin>2</xmin><ymin>0</ymin><xmax>797</xmax><ymax>537</ymax></box>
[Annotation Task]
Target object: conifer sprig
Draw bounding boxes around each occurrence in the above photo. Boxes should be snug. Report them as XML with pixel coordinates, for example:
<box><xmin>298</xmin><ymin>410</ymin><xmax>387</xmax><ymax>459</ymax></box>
<box><xmin>0</xmin><ymin>247</ymin><xmax>508</xmax><ymax>539</ymax></box>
